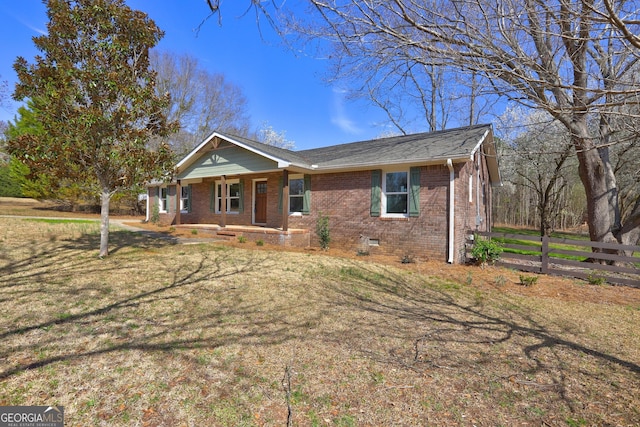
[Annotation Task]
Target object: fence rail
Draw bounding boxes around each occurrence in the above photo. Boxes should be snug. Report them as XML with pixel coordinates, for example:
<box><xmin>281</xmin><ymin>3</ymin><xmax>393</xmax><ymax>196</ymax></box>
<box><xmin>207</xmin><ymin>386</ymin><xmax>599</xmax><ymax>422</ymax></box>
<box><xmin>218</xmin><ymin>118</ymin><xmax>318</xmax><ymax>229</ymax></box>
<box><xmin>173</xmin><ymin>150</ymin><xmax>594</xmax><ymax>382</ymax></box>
<box><xmin>467</xmin><ymin>231</ymin><xmax>640</xmax><ymax>287</ymax></box>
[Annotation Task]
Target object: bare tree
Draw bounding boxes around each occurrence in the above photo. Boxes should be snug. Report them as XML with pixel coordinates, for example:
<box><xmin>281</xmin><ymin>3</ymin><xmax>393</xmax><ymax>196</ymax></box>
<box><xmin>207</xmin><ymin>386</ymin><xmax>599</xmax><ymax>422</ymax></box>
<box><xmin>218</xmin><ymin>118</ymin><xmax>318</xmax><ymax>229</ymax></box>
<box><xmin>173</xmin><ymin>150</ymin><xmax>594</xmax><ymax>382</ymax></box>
<box><xmin>497</xmin><ymin>107</ymin><xmax>578</xmax><ymax>236</ymax></box>
<box><xmin>204</xmin><ymin>1</ymin><xmax>640</xmax><ymax>247</ymax></box>
<box><xmin>151</xmin><ymin>51</ymin><xmax>252</xmax><ymax>158</ymax></box>
<box><xmin>286</xmin><ymin>0</ymin><xmax>640</xmax><ymax>248</ymax></box>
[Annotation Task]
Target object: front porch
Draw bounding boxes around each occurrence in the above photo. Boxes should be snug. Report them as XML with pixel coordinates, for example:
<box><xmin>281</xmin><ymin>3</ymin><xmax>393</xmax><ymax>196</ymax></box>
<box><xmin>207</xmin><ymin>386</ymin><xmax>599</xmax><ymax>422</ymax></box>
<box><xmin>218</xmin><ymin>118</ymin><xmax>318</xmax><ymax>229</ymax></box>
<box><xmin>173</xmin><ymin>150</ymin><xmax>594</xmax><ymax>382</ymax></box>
<box><xmin>174</xmin><ymin>223</ymin><xmax>311</xmax><ymax>248</ymax></box>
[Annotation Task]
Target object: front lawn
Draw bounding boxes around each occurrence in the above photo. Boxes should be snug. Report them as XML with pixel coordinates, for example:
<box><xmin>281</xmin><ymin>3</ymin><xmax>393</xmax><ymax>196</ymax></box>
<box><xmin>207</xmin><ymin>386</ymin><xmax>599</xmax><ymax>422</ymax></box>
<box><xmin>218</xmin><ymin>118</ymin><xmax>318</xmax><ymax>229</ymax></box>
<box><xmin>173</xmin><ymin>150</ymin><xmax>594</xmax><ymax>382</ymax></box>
<box><xmin>1</xmin><ymin>217</ymin><xmax>638</xmax><ymax>426</ymax></box>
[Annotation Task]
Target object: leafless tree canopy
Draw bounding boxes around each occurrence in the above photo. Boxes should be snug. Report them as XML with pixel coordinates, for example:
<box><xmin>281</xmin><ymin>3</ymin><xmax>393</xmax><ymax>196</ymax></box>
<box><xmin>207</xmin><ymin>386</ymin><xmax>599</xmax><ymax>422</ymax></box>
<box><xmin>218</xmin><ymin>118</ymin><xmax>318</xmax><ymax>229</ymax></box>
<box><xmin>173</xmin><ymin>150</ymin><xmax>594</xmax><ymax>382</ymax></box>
<box><xmin>206</xmin><ymin>0</ymin><xmax>640</xmax><ymax>246</ymax></box>
<box><xmin>151</xmin><ymin>50</ymin><xmax>252</xmax><ymax>158</ymax></box>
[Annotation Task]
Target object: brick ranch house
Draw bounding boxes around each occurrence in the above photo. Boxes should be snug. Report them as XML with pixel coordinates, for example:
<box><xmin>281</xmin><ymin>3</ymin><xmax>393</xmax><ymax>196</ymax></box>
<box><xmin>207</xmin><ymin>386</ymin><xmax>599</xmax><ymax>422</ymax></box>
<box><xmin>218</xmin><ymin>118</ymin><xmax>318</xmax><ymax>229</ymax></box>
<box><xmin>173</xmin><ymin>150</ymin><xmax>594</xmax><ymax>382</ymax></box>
<box><xmin>147</xmin><ymin>124</ymin><xmax>501</xmax><ymax>263</ymax></box>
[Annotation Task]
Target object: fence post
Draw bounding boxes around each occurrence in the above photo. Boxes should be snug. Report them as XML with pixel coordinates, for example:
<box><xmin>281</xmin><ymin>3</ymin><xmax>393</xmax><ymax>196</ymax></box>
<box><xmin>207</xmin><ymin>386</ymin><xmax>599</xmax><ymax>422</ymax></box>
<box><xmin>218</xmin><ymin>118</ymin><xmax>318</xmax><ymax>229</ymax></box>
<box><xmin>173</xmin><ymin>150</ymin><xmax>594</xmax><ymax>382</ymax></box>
<box><xmin>541</xmin><ymin>234</ymin><xmax>549</xmax><ymax>274</ymax></box>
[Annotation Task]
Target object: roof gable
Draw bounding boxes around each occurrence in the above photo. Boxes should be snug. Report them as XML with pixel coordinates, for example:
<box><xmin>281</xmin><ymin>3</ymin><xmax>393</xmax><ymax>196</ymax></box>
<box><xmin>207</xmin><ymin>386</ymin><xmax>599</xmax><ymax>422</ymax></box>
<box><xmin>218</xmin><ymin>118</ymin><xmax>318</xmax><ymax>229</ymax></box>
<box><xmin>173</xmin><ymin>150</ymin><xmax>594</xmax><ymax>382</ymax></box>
<box><xmin>178</xmin><ymin>144</ymin><xmax>281</xmax><ymax>180</ymax></box>
<box><xmin>176</xmin><ymin>131</ymin><xmax>311</xmax><ymax>175</ymax></box>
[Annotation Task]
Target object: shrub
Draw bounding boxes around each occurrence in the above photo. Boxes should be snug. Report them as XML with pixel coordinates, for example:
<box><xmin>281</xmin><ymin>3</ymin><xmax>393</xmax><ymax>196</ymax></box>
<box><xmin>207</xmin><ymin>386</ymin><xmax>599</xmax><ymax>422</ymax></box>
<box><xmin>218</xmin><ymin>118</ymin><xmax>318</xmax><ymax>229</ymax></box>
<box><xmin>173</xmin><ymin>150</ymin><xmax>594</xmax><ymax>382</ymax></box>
<box><xmin>519</xmin><ymin>274</ymin><xmax>538</xmax><ymax>286</ymax></box>
<box><xmin>150</xmin><ymin>202</ymin><xmax>160</xmax><ymax>224</ymax></box>
<box><xmin>587</xmin><ymin>274</ymin><xmax>606</xmax><ymax>286</ymax></box>
<box><xmin>494</xmin><ymin>275</ymin><xmax>507</xmax><ymax>287</ymax></box>
<box><xmin>238</xmin><ymin>236</ymin><xmax>247</xmax><ymax>243</ymax></box>
<box><xmin>471</xmin><ymin>234</ymin><xmax>503</xmax><ymax>266</ymax></box>
<box><xmin>191</xmin><ymin>229</ymin><xmax>198</xmax><ymax>235</ymax></box>
<box><xmin>316</xmin><ymin>213</ymin><xmax>330</xmax><ymax>251</ymax></box>
<box><xmin>256</xmin><ymin>239</ymin><xmax>264</xmax><ymax>246</ymax></box>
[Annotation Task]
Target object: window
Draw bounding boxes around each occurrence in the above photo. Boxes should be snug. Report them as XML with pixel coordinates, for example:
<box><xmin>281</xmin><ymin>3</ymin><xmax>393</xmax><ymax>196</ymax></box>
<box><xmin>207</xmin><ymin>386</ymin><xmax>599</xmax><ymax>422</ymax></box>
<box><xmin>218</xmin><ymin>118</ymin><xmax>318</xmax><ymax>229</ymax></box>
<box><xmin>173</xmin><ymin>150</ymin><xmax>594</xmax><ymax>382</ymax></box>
<box><xmin>278</xmin><ymin>174</ymin><xmax>311</xmax><ymax>215</ymax></box>
<box><xmin>383</xmin><ymin>171</ymin><xmax>409</xmax><ymax>215</ymax></box>
<box><xmin>215</xmin><ymin>179</ymin><xmax>241</xmax><ymax>213</ymax></box>
<box><xmin>289</xmin><ymin>176</ymin><xmax>304</xmax><ymax>213</ymax></box>
<box><xmin>371</xmin><ymin>168</ymin><xmax>420</xmax><ymax>218</ymax></box>
<box><xmin>159</xmin><ymin>187</ymin><xmax>168</xmax><ymax>213</ymax></box>
<box><xmin>180</xmin><ymin>185</ymin><xmax>191</xmax><ymax>213</ymax></box>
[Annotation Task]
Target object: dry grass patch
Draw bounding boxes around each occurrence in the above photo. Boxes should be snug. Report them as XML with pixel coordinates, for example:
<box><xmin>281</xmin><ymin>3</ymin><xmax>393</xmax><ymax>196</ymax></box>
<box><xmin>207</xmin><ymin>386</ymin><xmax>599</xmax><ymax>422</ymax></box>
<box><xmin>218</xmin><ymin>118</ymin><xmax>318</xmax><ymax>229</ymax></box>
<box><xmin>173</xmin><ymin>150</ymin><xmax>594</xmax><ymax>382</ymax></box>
<box><xmin>0</xmin><ymin>216</ymin><xmax>638</xmax><ymax>426</ymax></box>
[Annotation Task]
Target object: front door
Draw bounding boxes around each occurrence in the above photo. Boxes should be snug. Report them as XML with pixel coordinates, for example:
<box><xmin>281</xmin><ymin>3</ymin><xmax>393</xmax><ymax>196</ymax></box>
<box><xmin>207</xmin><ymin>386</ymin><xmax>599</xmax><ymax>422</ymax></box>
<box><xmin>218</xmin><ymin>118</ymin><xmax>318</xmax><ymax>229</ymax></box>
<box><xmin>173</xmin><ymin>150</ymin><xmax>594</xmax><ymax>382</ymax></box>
<box><xmin>254</xmin><ymin>181</ymin><xmax>267</xmax><ymax>224</ymax></box>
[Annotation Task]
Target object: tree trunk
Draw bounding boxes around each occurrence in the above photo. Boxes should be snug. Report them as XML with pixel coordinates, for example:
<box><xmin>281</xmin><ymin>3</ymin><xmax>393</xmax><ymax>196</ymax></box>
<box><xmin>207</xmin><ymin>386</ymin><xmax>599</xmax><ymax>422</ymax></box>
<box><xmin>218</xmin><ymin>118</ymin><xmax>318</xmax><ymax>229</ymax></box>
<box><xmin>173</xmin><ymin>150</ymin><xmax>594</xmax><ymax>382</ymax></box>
<box><xmin>617</xmin><ymin>198</ymin><xmax>640</xmax><ymax>247</ymax></box>
<box><xmin>540</xmin><ymin>202</ymin><xmax>552</xmax><ymax>237</ymax></box>
<box><xmin>100</xmin><ymin>189</ymin><xmax>111</xmax><ymax>258</ymax></box>
<box><xmin>601</xmin><ymin>149</ymin><xmax>620</xmax><ymax>225</ymax></box>
<box><xmin>574</xmin><ymin>132</ymin><xmax>618</xmax><ymax>247</ymax></box>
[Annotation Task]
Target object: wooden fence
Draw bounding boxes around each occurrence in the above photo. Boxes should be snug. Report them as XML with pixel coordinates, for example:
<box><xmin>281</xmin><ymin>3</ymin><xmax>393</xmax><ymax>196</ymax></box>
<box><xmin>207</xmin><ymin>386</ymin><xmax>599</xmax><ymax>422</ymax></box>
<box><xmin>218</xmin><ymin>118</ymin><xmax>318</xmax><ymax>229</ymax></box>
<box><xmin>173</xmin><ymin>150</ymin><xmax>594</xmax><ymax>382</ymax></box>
<box><xmin>467</xmin><ymin>231</ymin><xmax>640</xmax><ymax>287</ymax></box>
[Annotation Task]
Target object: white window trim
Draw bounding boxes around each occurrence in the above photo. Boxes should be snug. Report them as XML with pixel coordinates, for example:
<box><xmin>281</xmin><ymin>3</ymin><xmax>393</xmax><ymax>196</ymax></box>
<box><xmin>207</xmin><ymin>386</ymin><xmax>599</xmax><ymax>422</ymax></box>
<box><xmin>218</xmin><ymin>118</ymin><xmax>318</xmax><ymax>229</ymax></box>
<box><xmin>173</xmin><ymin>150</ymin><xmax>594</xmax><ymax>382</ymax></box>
<box><xmin>288</xmin><ymin>174</ymin><xmax>304</xmax><ymax>215</ymax></box>
<box><xmin>214</xmin><ymin>179</ymin><xmax>240</xmax><ymax>214</ymax></box>
<box><xmin>381</xmin><ymin>169</ymin><xmax>410</xmax><ymax>218</ymax></box>
<box><xmin>159</xmin><ymin>186</ymin><xmax>168</xmax><ymax>213</ymax></box>
<box><xmin>180</xmin><ymin>185</ymin><xmax>190</xmax><ymax>213</ymax></box>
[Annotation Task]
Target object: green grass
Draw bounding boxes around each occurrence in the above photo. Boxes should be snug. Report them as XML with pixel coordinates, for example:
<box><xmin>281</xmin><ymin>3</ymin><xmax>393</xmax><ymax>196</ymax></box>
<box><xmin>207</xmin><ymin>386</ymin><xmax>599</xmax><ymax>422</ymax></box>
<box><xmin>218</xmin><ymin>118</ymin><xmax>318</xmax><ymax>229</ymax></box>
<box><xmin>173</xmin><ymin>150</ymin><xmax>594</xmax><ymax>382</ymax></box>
<box><xmin>492</xmin><ymin>226</ymin><xmax>590</xmax><ymax>261</ymax></box>
<box><xmin>492</xmin><ymin>227</ymin><xmax>640</xmax><ymax>267</ymax></box>
<box><xmin>493</xmin><ymin>226</ymin><xmax>590</xmax><ymax>241</ymax></box>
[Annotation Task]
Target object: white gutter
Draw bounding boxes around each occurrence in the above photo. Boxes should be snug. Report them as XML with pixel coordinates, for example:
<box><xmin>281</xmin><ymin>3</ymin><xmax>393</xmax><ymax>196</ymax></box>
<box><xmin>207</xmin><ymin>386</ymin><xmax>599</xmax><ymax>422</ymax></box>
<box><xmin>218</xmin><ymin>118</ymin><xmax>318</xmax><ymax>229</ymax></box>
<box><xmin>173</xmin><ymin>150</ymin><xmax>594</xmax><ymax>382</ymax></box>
<box><xmin>145</xmin><ymin>188</ymin><xmax>150</xmax><ymax>222</ymax></box>
<box><xmin>447</xmin><ymin>159</ymin><xmax>455</xmax><ymax>264</ymax></box>
<box><xmin>469</xmin><ymin>127</ymin><xmax>490</xmax><ymax>159</ymax></box>
<box><xmin>476</xmin><ymin>153</ymin><xmax>481</xmax><ymax>226</ymax></box>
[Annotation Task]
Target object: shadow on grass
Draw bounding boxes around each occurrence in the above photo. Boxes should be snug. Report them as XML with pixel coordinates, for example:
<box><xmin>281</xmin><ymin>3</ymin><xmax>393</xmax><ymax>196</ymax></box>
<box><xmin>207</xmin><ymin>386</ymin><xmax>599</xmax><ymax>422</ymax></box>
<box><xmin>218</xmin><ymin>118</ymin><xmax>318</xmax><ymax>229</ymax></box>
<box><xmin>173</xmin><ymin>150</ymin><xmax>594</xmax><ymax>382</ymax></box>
<box><xmin>0</xmin><ymin>229</ymin><xmax>177</xmax><ymax>291</ymax></box>
<box><xmin>317</xmin><ymin>261</ymin><xmax>639</xmax><ymax>413</ymax></box>
<box><xmin>0</xmin><ymin>228</ymin><xmax>302</xmax><ymax>383</ymax></box>
<box><xmin>0</xmin><ymin>232</ymin><xmax>638</xmax><ymax>423</ymax></box>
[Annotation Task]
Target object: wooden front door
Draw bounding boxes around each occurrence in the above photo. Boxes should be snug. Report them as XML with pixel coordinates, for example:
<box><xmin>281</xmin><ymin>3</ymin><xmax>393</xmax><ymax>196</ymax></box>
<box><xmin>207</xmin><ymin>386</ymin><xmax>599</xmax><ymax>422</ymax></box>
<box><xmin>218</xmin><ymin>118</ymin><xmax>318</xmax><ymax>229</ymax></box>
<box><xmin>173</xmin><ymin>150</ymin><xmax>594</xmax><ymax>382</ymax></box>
<box><xmin>254</xmin><ymin>181</ymin><xmax>267</xmax><ymax>224</ymax></box>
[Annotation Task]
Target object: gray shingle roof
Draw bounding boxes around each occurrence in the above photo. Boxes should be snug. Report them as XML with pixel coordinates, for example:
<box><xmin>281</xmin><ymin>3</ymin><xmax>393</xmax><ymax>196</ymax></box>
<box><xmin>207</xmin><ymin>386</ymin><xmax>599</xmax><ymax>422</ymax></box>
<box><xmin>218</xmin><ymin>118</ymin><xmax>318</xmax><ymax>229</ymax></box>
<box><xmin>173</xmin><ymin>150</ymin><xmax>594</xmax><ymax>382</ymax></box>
<box><xmin>297</xmin><ymin>124</ymin><xmax>492</xmax><ymax>169</ymax></box>
<box><xmin>177</xmin><ymin>125</ymin><xmax>498</xmax><ymax>183</ymax></box>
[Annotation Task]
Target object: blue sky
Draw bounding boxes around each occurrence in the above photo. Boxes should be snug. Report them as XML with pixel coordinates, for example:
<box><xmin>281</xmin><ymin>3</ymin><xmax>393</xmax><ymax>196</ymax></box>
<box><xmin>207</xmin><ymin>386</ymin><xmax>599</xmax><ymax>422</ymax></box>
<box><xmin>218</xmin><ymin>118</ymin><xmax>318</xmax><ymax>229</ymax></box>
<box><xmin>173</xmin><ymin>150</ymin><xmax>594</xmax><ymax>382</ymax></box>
<box><xmin>0</xmin><ymin>1</ymin><xmax>392</xmax><ymax>150</ymax></box>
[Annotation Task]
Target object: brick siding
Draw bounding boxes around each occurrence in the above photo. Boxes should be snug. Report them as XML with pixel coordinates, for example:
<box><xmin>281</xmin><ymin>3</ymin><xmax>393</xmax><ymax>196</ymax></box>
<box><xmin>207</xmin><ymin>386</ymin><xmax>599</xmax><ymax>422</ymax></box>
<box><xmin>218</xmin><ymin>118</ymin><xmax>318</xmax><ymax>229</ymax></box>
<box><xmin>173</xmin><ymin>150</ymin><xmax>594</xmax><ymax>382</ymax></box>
<box><xmin>151</xmin><ymin>155</ymin><xmax>494</xmax><ymax>263</ymax></box>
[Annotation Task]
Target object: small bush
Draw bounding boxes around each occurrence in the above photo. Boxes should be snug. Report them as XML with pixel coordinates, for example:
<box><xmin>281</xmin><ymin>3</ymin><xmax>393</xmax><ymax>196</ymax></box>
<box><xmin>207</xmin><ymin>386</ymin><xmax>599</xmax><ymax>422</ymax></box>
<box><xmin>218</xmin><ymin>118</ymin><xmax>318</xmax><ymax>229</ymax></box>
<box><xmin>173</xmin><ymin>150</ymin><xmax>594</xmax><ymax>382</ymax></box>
<box><xmin>587</xmin><ymin>274</ymin><xmax>606</xmax><ymax>286</ymax></box>
<box><xmin>519</xmin><ymin>274</ymin><xmax>538</xmax><ymax>287</ymax></box>
<box><xmin>471</xmin><ymin>234</ymin><xmax>503</xmax><ymax>266</ymax></box>
<box><xmin>256</xmin><ymin>239</ymin><xmax>264</xmax><ymax>246</ymax></box>
<box><xmin>401</xmin><ymin>254</ymin><xmax>414</xmax><ymax>264</ymax></box>
<box><xmin>494</xmin><ymin>275</ymin><xmax>507</xmax><ymax>287</ymax></box>
<box><xmin>191</xmin><ymin>229</ymin><xmax>198</xmax><ymax>235</ymax></box>
<box><xmin>150</xmin><ymin>202</ymin><xmax>160</xmax><ymax>224</ymax></box>
<box><xmin>238</xmin><ymin>236</ymin><xmax>247</xmax><ymax>243</ymax></box>
<box><xmin>316</xmin><ymin>213</ymin><xmax>330</xmax><ymax>251</ymax></box>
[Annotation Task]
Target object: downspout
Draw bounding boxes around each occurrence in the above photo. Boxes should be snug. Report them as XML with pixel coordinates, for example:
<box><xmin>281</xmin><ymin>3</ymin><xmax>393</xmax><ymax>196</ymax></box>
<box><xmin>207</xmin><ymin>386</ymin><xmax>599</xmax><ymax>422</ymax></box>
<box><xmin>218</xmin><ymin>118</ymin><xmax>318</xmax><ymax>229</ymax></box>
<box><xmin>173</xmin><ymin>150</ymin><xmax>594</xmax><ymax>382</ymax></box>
<box><xmin>145</xmin><ymin>187</ymin><xmax>150</xmax><ymax>222</ymax></box>
<box><xmin>476</xmin><ymin>153</ymin><xmax>481</xmax><ymax>227</ymax></box>
<box><xmin>447</xmin><ymin>159</ymin><xmax>455</xmax><ymax>264</ymax></box>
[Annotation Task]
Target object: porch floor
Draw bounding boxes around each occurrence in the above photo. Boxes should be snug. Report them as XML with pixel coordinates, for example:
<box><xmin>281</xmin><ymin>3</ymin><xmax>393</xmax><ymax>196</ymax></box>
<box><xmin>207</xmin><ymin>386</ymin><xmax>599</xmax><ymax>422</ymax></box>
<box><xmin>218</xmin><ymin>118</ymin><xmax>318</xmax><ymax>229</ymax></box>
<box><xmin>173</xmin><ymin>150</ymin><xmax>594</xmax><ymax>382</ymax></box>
<box><xmin>174</xmin><ymin>223</ymin><xmax>310</xmax><ymax>247</ymax></box>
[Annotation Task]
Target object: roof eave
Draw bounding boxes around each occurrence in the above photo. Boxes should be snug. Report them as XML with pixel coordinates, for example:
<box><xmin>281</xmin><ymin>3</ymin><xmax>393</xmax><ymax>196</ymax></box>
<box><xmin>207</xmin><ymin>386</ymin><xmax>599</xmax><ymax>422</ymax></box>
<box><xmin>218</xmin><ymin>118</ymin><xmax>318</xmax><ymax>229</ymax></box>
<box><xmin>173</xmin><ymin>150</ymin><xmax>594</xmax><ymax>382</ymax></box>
<box><xmin>306</xmin><ymin>155</ymin><xmax>473</xmax><ymax>173</ymax></box>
